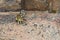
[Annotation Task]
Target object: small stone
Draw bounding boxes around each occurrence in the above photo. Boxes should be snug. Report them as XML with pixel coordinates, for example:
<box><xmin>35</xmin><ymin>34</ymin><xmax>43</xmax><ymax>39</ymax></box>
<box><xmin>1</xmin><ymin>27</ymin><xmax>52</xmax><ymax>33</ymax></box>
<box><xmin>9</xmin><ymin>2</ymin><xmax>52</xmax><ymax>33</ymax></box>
<box><xmin>33</xmin><ymin>23</ymin><xmax>37</xmax><ymax>27</ymax></box>
<box><xmin>27</xmin><ymin>31</ymin><xmax>30</xmax><ymax>33</ymax></box>
<box><xmin>42</xmin><ymin>34</ymin><xmax>44</xmax><ymax>37</ymax></box>
<box><xmin>22</xmin><ymin>22</ymin><xmax>27</xmax><ymax>26</ymax></box>
<box><xmin>58</xmin><ymin>29</ymin><xmax>60</xmax><ymax>35</ymax></box>
<box><xmin>31</xmin><ymin>13</ymin><xmax>36</xmax><ymax>19</ymax></box>
<box><xmin>31</xmin><ymin>29</ymin><xmax>34</xmax><ymax>31</ymax></box>
<box><xmin>39</xmin><ymin>24</ymin><xmax>44</xmax><ymax>28</ymax></box>
<box><xmin>9</xmin><ymin>38</ymin><xmax>15</xmax><ymax>40</ymax></box>
<box><xmin>8</xmin><ymin>28</ymin><xmax>13</xmax><ymax>31</ymax></box>
<box><xmin>37</xmin><ymin>31</ymin><xmax>41</xmax><ymax>35</ymax></box>
<box><xmin>48</xmin><ymin>25</ymin><xmax>50</xmax><ymax>28</ymax></box>
<box><xmin>20</xmin><ymin>36</ymin><xmax>22</xmax><ymax>38</ymax></box>
<box><xmin>33</xmin><ymin>23</ymin><xmax>38</xmax><ymax>29</ymax></box>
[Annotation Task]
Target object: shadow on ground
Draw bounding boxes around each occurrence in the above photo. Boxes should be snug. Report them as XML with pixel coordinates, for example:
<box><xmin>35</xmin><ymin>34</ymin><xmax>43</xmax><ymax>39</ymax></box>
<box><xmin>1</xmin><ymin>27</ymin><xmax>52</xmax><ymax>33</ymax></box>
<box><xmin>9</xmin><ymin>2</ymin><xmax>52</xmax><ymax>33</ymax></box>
<box><xmin>0</xmin><ymin>15</ymin><xmax>16</xmax><ymax>24</ymax></box>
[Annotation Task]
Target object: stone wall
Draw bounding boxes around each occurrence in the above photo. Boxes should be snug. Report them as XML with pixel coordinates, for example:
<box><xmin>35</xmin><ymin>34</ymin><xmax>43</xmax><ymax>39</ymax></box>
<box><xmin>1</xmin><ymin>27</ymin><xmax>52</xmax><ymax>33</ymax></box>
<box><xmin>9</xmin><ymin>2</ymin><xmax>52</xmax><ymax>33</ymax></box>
<box><xmin>22</xmin><ymin>0</ymin><xmax>48</xmax><ymax>11</ymax></box>
<box><xmin>53</xmin><ymin>0</ymin><xmax>59</xmax><ymax>11</ymax></box>
<box><xmin>0</xmin><ymin>0</ymin><xmax>59</xmax><ymax>11</ymax></box>
<box><xmin>0</xmin><ymin>0</ymin><xmax>21</xmax><ymax>11</ymax></box>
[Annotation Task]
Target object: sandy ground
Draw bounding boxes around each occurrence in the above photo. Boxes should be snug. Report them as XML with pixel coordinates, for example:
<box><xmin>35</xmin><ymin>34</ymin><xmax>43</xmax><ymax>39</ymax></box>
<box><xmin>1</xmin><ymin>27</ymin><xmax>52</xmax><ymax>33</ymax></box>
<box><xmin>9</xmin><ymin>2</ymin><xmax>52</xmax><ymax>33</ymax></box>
<box><xmin>0</xmin><ymin>11</ymin><xmax>60</xmax><ymax>40</ymax></box>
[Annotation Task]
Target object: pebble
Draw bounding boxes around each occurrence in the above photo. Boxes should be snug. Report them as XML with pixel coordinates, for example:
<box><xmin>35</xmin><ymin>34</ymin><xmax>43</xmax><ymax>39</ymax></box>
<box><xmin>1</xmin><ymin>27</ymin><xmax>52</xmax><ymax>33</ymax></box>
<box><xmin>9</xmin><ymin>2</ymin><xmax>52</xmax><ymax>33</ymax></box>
<box><xmin>33</xmin><ymin>24</ymin><xmax>37</xmax><ymax>27</ymax></box>
<box><xmin>22</xmin><ymin>22</ymin><xmax>27</xmax><ymax>26</ymax></box>
<box><xmin>47</xmin><ymin>25</ymin><xmax>50</xmax><ymax>28</ymax></box>
<box><xmin>27</xmin><ymin>31</ymin><xmax>30</xmax><ymax>33</ymax></box>
<box><xmin>33</xmin><ymin>23</ymin><xmax>38</xmax><ymax>29</ymax></box>
<box><xmin>31</xmin><ymin>13</ymin><xmax>36</xmax><ymax>19</ymax></box>
<box><xmin>39</xmin><ymin>24</ymin><xmax>44</xmax><ymax>29</ymax></box>
<box><xmin>58</xmin><ymin>29</ymin><xmax>60</xmax><ymax>35</ymax></box>
<box><xmin>31</xmin><ymin>29</ymin><xmax>34</xmax><ymax>32</ymax></box>
<box><xmin>9</xmin><ymin>38</ymin><xmax>15</xmax><ymax>40</ymax></box>
<box><xmin>37</xmin><ymin>31</ymin><xmax>41</xmax><ymax>35</ymax></box>
<box><xmin>7</xmin><ymin>27</ymin><xmax>13</xmax><ymax>31</ymax></box>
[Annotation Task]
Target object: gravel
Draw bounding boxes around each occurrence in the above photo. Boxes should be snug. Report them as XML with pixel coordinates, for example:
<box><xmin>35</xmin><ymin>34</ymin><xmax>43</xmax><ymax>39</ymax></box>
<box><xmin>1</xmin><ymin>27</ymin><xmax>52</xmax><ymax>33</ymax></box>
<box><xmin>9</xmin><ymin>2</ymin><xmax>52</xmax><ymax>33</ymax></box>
<box><xmin>0</xmin><ymin>12</ymin><xmax>60</xmax><ymax>40</ymax></box>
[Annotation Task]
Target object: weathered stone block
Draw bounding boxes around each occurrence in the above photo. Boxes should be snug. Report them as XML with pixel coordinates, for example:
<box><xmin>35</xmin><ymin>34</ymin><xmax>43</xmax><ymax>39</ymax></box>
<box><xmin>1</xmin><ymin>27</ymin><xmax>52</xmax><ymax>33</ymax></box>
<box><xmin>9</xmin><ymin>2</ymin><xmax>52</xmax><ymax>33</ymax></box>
<box><xmin>0</xmin><ymin>0</ymin><xmax>21</xmax><ymax>11</ymax></box>
<box><xmin>21</xmin><ymin>0</ymin><xmax>48</xmax><ymax>11</ymax></box>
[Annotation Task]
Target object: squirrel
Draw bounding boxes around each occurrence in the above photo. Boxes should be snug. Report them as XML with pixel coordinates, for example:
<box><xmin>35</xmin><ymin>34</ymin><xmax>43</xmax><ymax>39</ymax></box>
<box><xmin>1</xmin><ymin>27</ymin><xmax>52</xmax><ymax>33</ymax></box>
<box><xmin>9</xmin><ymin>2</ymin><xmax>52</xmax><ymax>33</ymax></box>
<box><xmin>16</xmin><ymin>13</ymin><xmax>26</xmax><ymax>24</ymax></box>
